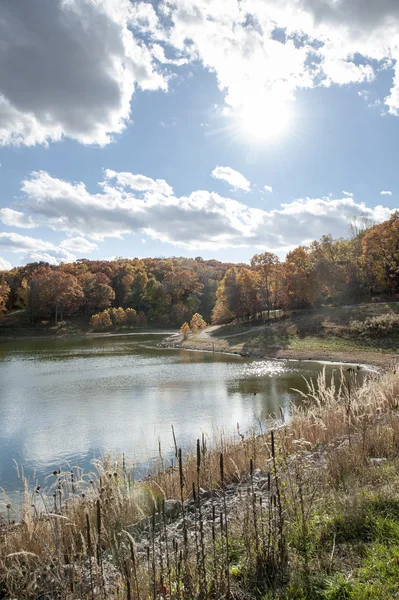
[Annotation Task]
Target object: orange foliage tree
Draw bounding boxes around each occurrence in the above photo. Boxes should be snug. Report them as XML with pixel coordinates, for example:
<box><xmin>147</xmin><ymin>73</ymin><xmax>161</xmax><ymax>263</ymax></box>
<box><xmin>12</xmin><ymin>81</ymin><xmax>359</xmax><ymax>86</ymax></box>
<box><xmin>361</xmin><ymin>212</ymin><xmax>399</xmax><ymax>296</ymax></box>
<box><xmin>29</xmin><ymin>267</ymin><xmax>84</xmax><ymax>322</ymax></box>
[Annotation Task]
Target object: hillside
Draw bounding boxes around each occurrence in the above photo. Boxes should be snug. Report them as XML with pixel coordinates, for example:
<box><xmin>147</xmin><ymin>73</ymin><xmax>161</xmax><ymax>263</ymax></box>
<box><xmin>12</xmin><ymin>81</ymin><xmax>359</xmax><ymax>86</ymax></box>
<box><xmin>182</xmin><ymin>303</ymin><xmax>399</xmax><ymax>367</ymax></box>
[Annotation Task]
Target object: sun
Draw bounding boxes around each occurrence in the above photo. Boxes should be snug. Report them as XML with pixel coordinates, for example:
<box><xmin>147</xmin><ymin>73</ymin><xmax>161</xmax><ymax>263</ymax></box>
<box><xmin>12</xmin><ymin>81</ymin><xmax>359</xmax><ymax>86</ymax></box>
<box><xmin>239</xmin><ymin>97</ymin><xmax>291</xmax><ymax>141</ymax></box>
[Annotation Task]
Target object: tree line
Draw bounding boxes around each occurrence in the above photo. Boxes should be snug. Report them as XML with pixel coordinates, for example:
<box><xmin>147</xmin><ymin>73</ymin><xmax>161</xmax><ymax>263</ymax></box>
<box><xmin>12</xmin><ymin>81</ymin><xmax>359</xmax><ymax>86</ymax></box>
<box><xmin>0</xmin><ymin>212</ymin><xmax>398</xmax><ymax>327</ymax></box>
<box><xmin>0</xmin><ymin>257</ymin><xmax>237</xmax><ymax>325</ymax></box>
<box><xmin>212</xmin><ymin>212</ymin><xmax>399</xmax><ymax>323</ymax></box>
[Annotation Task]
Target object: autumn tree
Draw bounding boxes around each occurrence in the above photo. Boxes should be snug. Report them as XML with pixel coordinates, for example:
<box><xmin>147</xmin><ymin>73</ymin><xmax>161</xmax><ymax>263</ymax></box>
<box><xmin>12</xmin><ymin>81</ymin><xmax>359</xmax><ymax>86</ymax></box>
<box><xmin>125</xmin><ymin>307</ymin><xmax>138</xmax><ymax>324</ymax></box>
<box><xmin>15</xmin><ymin>277</ymin><xmax>29</xmax><ymax>309</ymax></box>
<box><xmin>111</xmin><ymin>263</ymin><xmax>135</xmax><ymax>307</ymax></box>
<box><xmin>283</xmin><ymin>246</ymin><xmax>316</xmax><ymax>308</ymax></box>
<box><xmin>198</xmin><ymin>272</ymin><xmax>219</xmax><ymax>321</ymax></box>
<box><xmin>220</xmin><ymin>268</ymin><xmax>242</xmax><ymax>318</ymax></box>
<box><xmin>190</xmin><ymin>313</ymin><xmax>207</xmax><ymax>332</ymax></box>
<box><xmin>0</xmin><ymin>279</ymin><xmax>10</xmax><ymax>318</ymax></box>
<box><xmin>163</xmin><ymin>268</ymin><xmax>203</xmax><ymax>321</ymax></box>
<box><xmin>236</xmin><ymin>268</ymin><xmax>262</xmax><ymax>318</ymax></box>
<box><xmin>211</xmin><ymin>299</ymin><xmax>234</xmax><ymax>325</ymax></box>
<box><xmin>361</xmin><ymin>212</ymin><xmax>399</xmax><ymax>296</ymax></box>
<box><xmin>211</xmin><ymin>268</ymin><xmax>240</xmax><ymax>323</ymax></box>
<box><xmin>144</xmin><ymin>277</ymin><xmax>168</xmax><ymax>322</ymax></box>
<box><xmin>109</xmin><ymin>307</ymin><xmax>127</xmax><ymax>325</ymax></box>
<box><xmin>180</xmin><ymin>322</ymin><xmax>190</xmax><ymax>340</ymax></box>
<box><xmin>29</xmin><ymin>267</ymin><xmax>84</xmax><ymax>322</ymax></box>
<box><xmin>250</xmin><ymin>252</ymin><xmax>280</xmax><ymax>317</ymax></box>
<box><xmin>127</xmin><ymin>270</ymin><xmax>149</xmax><ymax>313</ymax></box>
<box><xmin>90</xmin><ymin>311</ymin><xmax>112</xmax><ymax>330</ymax></box>
<box><xmin>80</xmin><ymin>272</ymin><xmax>115</xmax><ymax>314</ymax></box>
<box><xmin>310</xmin><ymin>235</ymin><xmax>355</xmax><ymax>303</ymax></box>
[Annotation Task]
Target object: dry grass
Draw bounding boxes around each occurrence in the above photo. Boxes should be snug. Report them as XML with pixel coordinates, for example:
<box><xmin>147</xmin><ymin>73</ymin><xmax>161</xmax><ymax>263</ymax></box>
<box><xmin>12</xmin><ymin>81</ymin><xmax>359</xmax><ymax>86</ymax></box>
<box><xmin>1</xmin><ymin>364</ymin><xmax>399</xmax><ymax>598</ymax></box>
<box><xmin>205</xmin><ymin>303</ymin><xmax>399</xmax><ymax>358</ymax></box>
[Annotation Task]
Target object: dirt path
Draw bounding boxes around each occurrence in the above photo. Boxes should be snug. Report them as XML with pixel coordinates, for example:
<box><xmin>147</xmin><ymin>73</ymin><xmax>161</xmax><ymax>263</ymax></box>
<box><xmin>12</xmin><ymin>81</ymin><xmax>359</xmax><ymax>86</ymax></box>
<box><xmin>196</xmin><ymin>324</ymin><xmax>266</xmax><ymax>339</ymax></box>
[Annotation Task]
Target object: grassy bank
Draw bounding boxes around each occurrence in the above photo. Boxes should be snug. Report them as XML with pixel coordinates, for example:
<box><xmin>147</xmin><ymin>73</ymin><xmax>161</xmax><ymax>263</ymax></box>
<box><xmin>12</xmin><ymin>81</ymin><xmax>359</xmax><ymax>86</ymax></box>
<box><xmin>2</xmin><ymin>364</ymin><xmax>399</xmax><ymax>598</ymax></box>
<box><xmin>181</xmin><ymin>303</ymin><xmax>399</xmax><ymax>367</ymax></box>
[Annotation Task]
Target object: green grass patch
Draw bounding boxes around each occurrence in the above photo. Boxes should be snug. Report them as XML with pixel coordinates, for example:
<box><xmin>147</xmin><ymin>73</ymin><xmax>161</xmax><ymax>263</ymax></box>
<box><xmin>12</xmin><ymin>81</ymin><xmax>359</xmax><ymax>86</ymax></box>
<box><xmin>211</xmin><ymin>304</ymin><xmax>399</xmax><ymax>354</ymax></box>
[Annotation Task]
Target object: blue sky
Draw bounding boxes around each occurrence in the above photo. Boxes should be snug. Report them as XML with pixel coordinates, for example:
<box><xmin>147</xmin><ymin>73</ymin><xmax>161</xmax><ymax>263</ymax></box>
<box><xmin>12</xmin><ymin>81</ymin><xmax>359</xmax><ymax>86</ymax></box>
<box><xmin>0</xmin><ymin>0</ymin><xmax>398</xmax><ymax>270</ymax></box>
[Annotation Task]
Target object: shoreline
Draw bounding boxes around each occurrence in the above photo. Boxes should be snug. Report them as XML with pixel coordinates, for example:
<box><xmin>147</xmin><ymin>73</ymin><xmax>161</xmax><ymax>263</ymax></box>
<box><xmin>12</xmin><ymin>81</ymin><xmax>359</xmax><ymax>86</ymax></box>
<box><xmin>167</xmin><ymin>332</ymin><xmax>398</xmax><ymax>369</ymax></box>
<box><xmin>1</xmin><ymin>326</ymin><xmax>397</xmax><ymax>369</ymax></box>
<box><xmin>0</xmin><ymin>328</ymin><xmax>177</xmax><ymax>344</ymax></box>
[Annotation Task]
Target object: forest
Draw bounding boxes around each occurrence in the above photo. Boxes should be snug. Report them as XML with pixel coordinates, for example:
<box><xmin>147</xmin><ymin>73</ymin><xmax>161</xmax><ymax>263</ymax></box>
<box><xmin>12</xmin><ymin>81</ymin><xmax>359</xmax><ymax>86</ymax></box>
<box><xmin>0</xmin><ymin>212</ymin><xmax>398</xmax><ymax>329</ymax></box>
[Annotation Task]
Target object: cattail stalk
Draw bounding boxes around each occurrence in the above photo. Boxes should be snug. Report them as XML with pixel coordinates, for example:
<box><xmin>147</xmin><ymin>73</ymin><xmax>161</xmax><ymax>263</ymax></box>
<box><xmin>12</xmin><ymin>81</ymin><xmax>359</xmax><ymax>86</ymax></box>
<box><xmin>197</xmin><ymin>439</ymin><xmax>207</xmax><ymax>593</ymax></box>
<box><xmin>86</xmin><ymin>513</ymin><xmax>94</xmax><ymax>599</ymax></box>
<box><xmin>250</xmin><ymin>458</ymin><xmax>260</xmax><ymax>555</ymax></box>
<box><xmin>162</xmin><ymin>500</ymin><xmax>172</xmax><ymax>597</ymax></box>
<box><xmin>220</xmin><ymin>453</ymin><xmax>230</xmax><ymax>597</ymax></box>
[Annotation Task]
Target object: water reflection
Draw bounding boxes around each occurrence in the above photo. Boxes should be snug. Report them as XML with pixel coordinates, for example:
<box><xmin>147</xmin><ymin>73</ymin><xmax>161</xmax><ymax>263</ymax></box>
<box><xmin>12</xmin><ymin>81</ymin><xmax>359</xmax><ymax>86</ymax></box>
<box><xmin>0</xmin><ymin>335</ymin><xmax>366</xmax><ymax>503</ymax></box>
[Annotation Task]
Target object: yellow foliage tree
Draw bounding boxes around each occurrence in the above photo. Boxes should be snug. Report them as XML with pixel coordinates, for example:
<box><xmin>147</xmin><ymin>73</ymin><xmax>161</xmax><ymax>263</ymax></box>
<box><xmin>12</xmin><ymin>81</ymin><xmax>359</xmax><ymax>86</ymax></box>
<box><xmin>190</xmin><ymin>313</ymin><xmax>207</xmax><ymax>332</ymax></box>
<box><xmin>90</xmin><ymin>311</ymin><xmax>112</xmax><ymax>330</ymax></box>
<box><xmin>180</xmin><ymin>322</ymin><xmax>190</xmax><ymax>340</ymax></box>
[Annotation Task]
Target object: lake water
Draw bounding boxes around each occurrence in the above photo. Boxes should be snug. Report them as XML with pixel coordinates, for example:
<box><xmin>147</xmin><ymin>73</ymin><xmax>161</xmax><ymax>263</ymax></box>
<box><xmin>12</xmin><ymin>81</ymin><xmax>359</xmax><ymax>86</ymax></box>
<box><xmin>0</xmin><ymin>334</ymin><xmax>364</xmax><ymax>503</ymax></box>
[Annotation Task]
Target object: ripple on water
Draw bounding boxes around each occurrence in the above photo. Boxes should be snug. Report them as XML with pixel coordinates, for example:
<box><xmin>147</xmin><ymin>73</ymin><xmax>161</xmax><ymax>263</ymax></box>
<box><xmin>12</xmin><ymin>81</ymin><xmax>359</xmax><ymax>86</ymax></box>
<box><xmin>240</xmin><ymin>359</ymin><xmax>289</xmax><ymax>378</ymax></box>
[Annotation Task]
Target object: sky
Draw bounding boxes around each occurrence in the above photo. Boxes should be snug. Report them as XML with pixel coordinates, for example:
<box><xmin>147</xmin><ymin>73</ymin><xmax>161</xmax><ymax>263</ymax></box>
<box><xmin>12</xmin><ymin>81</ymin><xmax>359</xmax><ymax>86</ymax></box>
<box><xmin>0</xmin><ymin>0</ymin><xmax>398</xmax><ymax>271</ymax></box>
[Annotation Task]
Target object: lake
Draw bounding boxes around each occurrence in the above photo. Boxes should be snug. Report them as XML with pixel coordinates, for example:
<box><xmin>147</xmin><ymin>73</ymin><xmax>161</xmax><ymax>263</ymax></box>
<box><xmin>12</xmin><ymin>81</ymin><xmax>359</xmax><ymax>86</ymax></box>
<box><xmin>0</xmin><ymin>333</ymin><xmax>365</xmax><ymax>503</ymax></box>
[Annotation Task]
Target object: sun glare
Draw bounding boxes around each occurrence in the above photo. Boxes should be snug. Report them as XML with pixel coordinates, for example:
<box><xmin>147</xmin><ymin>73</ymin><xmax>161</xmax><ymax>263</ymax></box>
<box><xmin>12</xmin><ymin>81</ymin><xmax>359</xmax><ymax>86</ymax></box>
<box><xmin>240</xmin><ymin>98</ymin><xmax>291</xmax><ymax>141</ymax></box>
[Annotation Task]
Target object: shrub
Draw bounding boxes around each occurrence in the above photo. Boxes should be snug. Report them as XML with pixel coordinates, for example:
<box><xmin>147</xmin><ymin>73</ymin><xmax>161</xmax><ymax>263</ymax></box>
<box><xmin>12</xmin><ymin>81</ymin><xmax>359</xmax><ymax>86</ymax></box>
<box><xmin>350</xmin><ymin>313</ymin><xmax>399</xmax><ymax>336</ymax></box>
<box><xmin>90</xmin><ymin>307</ymin><xmax>146</xmax><ymax>330</ymax></box>
<box><xmin>109</xmin><ymin>307</ymin><xmax>127</xmax><ymax>325</ymax></box>
<box><xmin>125</xmin><ymin>307</ymin><xmax>138</xmax><ymax>324</ymax></box>
<box><xmin>90</xmin><ymin>311</ymin><xmax>112</xmax><ymax>330</ymax></box>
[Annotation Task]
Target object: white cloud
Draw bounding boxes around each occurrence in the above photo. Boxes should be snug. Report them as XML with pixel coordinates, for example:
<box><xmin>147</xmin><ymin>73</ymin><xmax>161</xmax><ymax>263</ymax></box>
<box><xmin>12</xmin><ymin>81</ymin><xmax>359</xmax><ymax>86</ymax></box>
<box><xmin>3</xmin><ymin>0</ymin><xmax>399</xmax><ymax>149</ymax></box>
<box><xmin>0</xmin><ymin>232</ymin><xmax>75</xmax><ymax>265</ymax></box>
<box><xmin>380</xmin><ymin>190</ymin><xmax>392</xmax><ymax>195</ymax></box>
<box><xmin>264</xmin><ymin>185</ymin><xmax>273</xmax><ymax>193</ymax></box>
<box><xmin>2</xmin><ymin>169</ymin><xmax>393</xmax><ymax>254</ymax></box>
<box><xmin>0</xmin><ymin>208</ymin><xmax>37</xmax><ymax>228</ymax></box>
<box><xmin>0</xmin><ymin>232</ymin><xmax>56</xmax><ymax>253</ymax></box>
<box><xmin>59</xmin><ymin>237</ymin><xmax>98</xmax><ymax>254</ymax></box>
<box><xmin>139</xmin><ymin>0</ymin><xmax>399</xmax><ymax>116</ymax></box>
<box><xmin>0</xmin><ymin>0</ymin><xmax>167</xmax><ymax>147</ymax></box>
<box><xmin>20</xmin><ymin>252</ymin><xmax>74</xmax><ymax>267</ymax></box>
<box><xmin>0</xmin><ymin>257</ymin><xmax>12</xmax><ymax>271</ymax></box>
<box><xmin>3</xmin><ymin>0</ymin><xmax>399</xmax><ymax>150</ymax></box>
<box><xmin>211</xmin><ymin>166</ymin><xmax>251</xmax><ymax>191</ymax></box>
<box><xmin>342</xmin><ymin>191</ymin><xmax>354</xmax><ymax>197</ymax></box>
<box><xmin>104</xmin><ymin>169</ymin><xmax>173</xmax><ymax>195</ymax></box>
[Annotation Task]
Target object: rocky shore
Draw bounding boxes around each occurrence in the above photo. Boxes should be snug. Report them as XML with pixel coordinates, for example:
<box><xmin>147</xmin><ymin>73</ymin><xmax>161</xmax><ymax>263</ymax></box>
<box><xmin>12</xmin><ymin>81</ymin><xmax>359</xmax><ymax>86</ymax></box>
<box><xmin>127</xmin><ymin>468</ymin><xmax>273</xmax><ymax>556</ymax></box>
